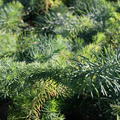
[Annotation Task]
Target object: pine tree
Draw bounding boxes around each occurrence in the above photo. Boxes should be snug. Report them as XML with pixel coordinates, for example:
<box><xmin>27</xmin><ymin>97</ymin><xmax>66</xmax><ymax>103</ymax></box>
<box><xmin>0</xmin><ymin>0</ymin><xmax>120</xmax><ymax>120</ymax></box>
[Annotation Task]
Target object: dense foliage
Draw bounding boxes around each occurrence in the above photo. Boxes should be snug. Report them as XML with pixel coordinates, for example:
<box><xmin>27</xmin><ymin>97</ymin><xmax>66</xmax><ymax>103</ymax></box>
<box><xmin>0</xmin><ymin>0</ymin><xmax>120</xmax><ymax>120</ymax></box>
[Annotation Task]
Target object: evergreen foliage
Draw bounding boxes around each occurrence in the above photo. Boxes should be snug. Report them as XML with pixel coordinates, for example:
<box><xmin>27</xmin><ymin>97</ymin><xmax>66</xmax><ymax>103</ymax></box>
<box><xmin>0</xmin><ymin>0</ymin><xmax>120</xmax><ymax>120</ymax></box>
